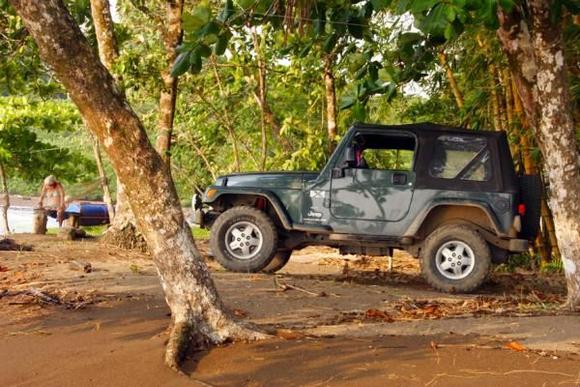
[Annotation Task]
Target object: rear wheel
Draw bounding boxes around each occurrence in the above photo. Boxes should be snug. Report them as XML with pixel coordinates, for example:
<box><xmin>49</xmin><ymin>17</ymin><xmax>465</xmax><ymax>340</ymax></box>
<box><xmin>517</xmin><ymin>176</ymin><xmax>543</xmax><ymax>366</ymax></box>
<box><xmin>262</xmin><ymin>250</ymin><xmax>292</xmax><ymax>273</ymax></box>
<box><xmin>210</xmin><ymin>206</ymin><xmax>278</xmax><ymax>272</ymax></box>
<box><xmin>421</xmin><ymin>224</ymin><xmax>491</xmax><ymax>293</ymax></box>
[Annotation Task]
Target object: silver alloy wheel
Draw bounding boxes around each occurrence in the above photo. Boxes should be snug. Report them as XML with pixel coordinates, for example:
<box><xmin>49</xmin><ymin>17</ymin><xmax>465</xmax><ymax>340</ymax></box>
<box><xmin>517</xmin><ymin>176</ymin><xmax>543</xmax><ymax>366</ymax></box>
<box><xmin>435</xmin><ymin>240</ymin><xmax>475</xmax><ymax>280</ymax></box>
<box><xmin>225</xmin><ymin>221</ymin><xmax>263</xmax><ymax>260</ymax></box>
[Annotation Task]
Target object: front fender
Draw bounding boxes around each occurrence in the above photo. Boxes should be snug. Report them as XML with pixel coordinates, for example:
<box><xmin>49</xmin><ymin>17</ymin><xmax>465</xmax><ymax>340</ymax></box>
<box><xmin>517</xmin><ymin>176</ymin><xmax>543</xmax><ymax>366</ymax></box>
<box><xmin>204</xmin><ymin>187</ymin><xmax>294</xmax><ymax>230</ymax></box>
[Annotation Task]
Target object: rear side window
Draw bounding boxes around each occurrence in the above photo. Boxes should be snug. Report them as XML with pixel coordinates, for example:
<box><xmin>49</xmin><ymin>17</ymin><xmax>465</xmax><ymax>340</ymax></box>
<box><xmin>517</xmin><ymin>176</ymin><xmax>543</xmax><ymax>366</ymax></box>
<box><xmin>429</xmin><ymin>136</ymin><xmax>492</xmax><ymax>181</ymax></box>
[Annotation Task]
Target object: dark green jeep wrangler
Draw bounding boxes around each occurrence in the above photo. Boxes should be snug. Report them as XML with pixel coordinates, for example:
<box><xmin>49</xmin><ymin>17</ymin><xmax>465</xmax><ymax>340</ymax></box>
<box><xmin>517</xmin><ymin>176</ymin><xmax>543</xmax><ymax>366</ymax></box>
<box><xmin>193</xmin><ymin>123</ymin><xmax>540</xmax><ymax>293</ymax></box>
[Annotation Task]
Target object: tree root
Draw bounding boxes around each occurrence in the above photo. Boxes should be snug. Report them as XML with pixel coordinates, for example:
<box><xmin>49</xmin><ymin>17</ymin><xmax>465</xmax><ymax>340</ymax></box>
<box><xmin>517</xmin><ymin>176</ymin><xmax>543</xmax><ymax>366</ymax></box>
<box><xmin>164</xmin><ymin>319</ymin><xmax>271</xmax><ymax>371</ymax></box>
<box><xmin>100</xmin><ymin>222</ymin><xmax>148</xmax><ymax>252</ymax></box>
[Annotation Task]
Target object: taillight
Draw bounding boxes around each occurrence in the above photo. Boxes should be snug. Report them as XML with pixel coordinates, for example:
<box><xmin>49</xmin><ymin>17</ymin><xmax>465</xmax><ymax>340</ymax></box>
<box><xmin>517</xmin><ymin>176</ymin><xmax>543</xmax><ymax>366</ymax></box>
<box><xmin>518</xmin><ymin>204</ymin><xmax>526</xmax><ymax>216</ymax></box>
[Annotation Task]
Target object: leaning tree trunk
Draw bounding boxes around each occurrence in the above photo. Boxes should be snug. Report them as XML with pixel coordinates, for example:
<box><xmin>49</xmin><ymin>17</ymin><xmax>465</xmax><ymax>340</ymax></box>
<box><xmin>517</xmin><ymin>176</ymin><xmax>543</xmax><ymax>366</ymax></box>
<box><xmin>498</xmin><ymin>2</ymin><xmax>580</xmax><ymax>309</ymax></box>
<box><xmin>323</xmin><ymin>54</ymin><xmax>338</xmax><ymax>154</ymax></box>
<box><xmin>8</xmin><ymin>0</ymin><xmax>267</xmax><ymax>369</ymax></box>
<box><xmin>0</xmin><ymin>160</ymin><xmax>10</xmax><ymax>235</ymax></box>
<box><xmin>90</xmin><ymin>0</ymin><xmax>142</xmax><ymax>246</ymax></box>
<box><xmin>89</xmin><ymin>0</ymin><xmax>117</xmax><ymax>220</ymax></box>
<box><xmin>155</xmin><ymin>0</ymin><xmax>184</xmax><ymax>166</ymax></box>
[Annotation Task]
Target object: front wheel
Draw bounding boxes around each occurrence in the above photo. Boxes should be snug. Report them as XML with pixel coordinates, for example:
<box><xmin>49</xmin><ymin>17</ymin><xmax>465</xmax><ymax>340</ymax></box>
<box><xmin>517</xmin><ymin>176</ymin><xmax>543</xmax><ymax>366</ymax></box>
<box><xmin>210</xmin><ymin>206</ymin><xmax>278</xmax><ymax>272</ymax></box>
<box><xmin>420</xmin><ymin>224</ymin><xmax>491</xmax><ymax>293</ymax></box>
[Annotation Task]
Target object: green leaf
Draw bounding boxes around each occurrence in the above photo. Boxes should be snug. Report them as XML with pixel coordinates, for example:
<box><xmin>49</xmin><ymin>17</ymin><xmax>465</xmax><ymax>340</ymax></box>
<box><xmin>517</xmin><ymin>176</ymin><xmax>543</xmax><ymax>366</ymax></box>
<box><xmin>348</xmin><ymin>53</ymin><xmax>366</xmax><ymax>74</ymax></box>
<box><xmin>498</xmin><ymin>0</ymin><xmax>514</xmax><ymax>12</ymax></box>
<box><xmin>235</xmin><ymin>0</ymin><xmax>255</xmax><ymax>10</ymax></box>
<box><xmin>395</xmin><ymin>0</ymin><xmax>411</xmax><ymax>14</ymax></box>
<box><xmin>189</xmin><ymin>49</ymin><xmax>203</xmax><ymax>74</ymax></box>
<box><xmin>370</xmin><ymin>0</ymin><xmax>392</xmax><ymax>11</ymax></box>
<box><xmin>339</xmin><ymin>95</ymin><xmax>356</xmax><ymax>110</ymax></box>
<box><xmin>444</xmin><ymin>5</ymin><xmax>456</xmax><ymax>22</ymax></box>
<box><xmin>410</xmin><ymin>0</ymin><xmax>437</xmax><ymax>13</ymax></box>
<box><xmin>182</xmin><ymin>6</ymin><xmax>212</xmax><ymax>32</ymax></box>
<box><xmin>351</xmin><ymin>102</ymin><xmax>366</xmax><ymax>122</ymax></box>
<box><xmin>217</xmin><ymin>0</ymin><xmax>235</xmax><ymax>22</ymax></box>
<box><xmin>323</xmin><ymin>33</ymin><xmax>339</xmax><ymax>53</ymax></box>
<box><xmin>197</xmin><ymin>44</ymin><xmax>212</xmax><ymax>58</ymax></box>
<box><xmin>398</xmin><ymin>32</ymin><xmax>423</xmax><ymax>46</ymax></box>
<box><xmin>370</xmin><ymin>0</ymin><xmax>392</xmax><ymax>10</ymax></box>
<box><xmin>171</xmin><ymin>51</ymin><xmax>191</xmax><ymax>77</ymax></box>
<box><xmin>347</xmin><ymin>16</ymin><xmax>365</xmax><ymax>39</ymax></box>
<box><xmin>214</xmin><ymin>31</ymin><xmax>232</xmax><ymax>55</ymax></box>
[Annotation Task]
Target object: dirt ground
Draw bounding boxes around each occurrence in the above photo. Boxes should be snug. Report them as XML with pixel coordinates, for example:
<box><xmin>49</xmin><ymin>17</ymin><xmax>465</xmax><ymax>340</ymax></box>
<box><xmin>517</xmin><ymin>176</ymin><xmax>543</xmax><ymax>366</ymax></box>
<box><xmin>1</xmin><ymin>234</ymin><xmax>579</xmax><ymax>386</ymax></box>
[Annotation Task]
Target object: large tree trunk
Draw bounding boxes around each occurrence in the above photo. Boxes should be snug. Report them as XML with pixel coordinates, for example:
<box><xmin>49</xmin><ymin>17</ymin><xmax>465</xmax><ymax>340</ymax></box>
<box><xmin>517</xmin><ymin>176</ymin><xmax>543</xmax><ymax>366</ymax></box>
<box><xmin>155</xmin><ymin>0</ymin><xmax>184</xmax><ymax>166</ymax></box>
<box><xmin>9</xmin><ymin>0</ymin><xmax>266</xmax><ymax>369</ymax></box>
<box><xmin>91</xmin><ymin>0</ymin><xmax>142</xmax><ymax>246</ymax></box>
<box><xmin>323</xmin><ymin>54</ymin><xmax>338</xmax><ymax>154</ymax></box>
<box><xmin>0</xmin><ymin>160</ymin><xmax>10</xmax><ymax>236</ymax></box>
<box><xmin>90</xmin><ymin>0</ymin><xmax>119</xmax><ymax>224</ymax></box>
<box><xmin>498</xmin><ymin>2</ymin><xmax>580</xmax><ymax>309</ymax></box>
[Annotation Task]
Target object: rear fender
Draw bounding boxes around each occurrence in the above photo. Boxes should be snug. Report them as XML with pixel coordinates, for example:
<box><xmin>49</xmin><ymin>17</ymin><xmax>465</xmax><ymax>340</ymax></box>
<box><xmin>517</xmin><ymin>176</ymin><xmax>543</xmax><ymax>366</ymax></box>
<box><xmin>406</xmin><ymin>202</ymin><xmax>505</xmax><ymax>239</ymax></box>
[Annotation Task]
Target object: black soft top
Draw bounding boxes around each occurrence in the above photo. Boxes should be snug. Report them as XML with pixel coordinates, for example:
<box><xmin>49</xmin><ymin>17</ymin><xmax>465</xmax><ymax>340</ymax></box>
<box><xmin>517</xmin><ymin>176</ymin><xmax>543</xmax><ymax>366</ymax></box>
<box><xmin>351</xmin><ymin>122</ymin><xmax>519</xmax><ymax>193</ymax></box>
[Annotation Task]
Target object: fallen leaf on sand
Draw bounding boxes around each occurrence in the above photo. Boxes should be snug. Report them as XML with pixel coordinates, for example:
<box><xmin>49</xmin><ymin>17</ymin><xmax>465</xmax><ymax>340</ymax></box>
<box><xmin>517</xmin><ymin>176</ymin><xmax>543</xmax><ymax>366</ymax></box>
<box><xmin>233</xmin><ymin>308</ymin><xmax>248</xmax><ymax>318</ymax></box>
<box><xmin>276</xmin><ymin>329</ymin><xmax>305</xmax><ymax>340</ymax></box>
<box><xmin>505</xmin><ymin>341</ymin><xmax>526</xmax><ymax>352</ymax></box>
<box><xmin>0</xmin><ymin>265</ymin><xmax>9</xmax><ymax>272</ymax></box>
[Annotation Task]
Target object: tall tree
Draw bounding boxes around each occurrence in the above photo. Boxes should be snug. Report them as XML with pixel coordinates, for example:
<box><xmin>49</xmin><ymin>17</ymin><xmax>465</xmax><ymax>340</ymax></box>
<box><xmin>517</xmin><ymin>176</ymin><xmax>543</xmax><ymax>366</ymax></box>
<box><xmin>89</xmin><ymin>0</ymin><xmax>116</xmax><ymax>220</ymax></box>
<box><xmin>8</xmin><ymin>0</ymin><xmax>265</xmax><ymax>370</ymax></box>
<box><xmin>496</xmin><ymin>2</ymin><xmax>579</xmax><ymax>309</ymax></box>
<box><xmin>155</xmin><ymin>0</ymin><xmax>185</xmax><ymax>165</ymax></box>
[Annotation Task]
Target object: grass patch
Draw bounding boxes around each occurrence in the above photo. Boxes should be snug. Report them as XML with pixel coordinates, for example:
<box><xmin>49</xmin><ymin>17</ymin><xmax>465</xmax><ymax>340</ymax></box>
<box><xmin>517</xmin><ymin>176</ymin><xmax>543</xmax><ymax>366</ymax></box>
<box><xmin>192</xmin><ymin>226</ymin><xmax>209</xmax><ymax>240</ymax></box>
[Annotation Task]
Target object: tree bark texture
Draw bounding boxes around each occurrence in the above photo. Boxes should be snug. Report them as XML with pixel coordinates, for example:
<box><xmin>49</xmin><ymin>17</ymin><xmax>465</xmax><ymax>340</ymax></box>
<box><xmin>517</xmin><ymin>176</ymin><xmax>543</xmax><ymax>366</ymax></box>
<box><xmin>90</xmin><ymin>0</ymin><xmax>118</xmax><ymax>69</ymax></box>
<box><xmin>91</xmin><ymin>135</ymin><xmax>115</xmax><ymax>220</ymax></box>
<box><xmin>323</xmin><ymin>55</ymin><xmax>338</xmax><ymax>154</ymax></box>
<box><xmin>90</xmin><ymin>0</ymin><xmax>119</xmax><ymax>225</ymax></box>
<box><xmin>0</xmin><ymin>160</ymin><xmax>10</xmax><ymax>235</ymax></box>
<box><xmin>155</xmin><ymin>0</ymin><xmax>184</xmax><ymax>166</ymax></box>
<box><xmin>9</xmin><ymin>0</ymin><xmax>266</xmax><ymax>368</ymax></box>
<box><xmin>498</xmin><ymin>2</ymin><xmax>580</xmax><ymax>309</ymax></box>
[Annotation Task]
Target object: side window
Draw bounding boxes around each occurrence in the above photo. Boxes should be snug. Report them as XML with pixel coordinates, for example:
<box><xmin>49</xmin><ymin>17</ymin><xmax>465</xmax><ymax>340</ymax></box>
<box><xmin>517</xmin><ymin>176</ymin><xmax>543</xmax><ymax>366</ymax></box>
<box><xmin>362</xmin><ymin>149</ymin><xmax>414</xmax><ymax>170</ymax></box>
<box><xmin>429</xmin><ymin>135</ymin><xmax>492</xmax><ymax>181</ymax></box>
<box><xmin>351</xmin><ymin>134</ymin><xmax>416</xmax><ymax>171</ymax></box>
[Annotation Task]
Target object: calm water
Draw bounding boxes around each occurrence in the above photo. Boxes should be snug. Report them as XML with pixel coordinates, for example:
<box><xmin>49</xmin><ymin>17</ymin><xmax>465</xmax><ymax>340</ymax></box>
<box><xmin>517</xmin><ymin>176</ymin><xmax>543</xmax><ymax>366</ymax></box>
<box><xmin>6</xmin><ymin>206</ymin><xmax>58</xmax><ymax>233</ymax></box>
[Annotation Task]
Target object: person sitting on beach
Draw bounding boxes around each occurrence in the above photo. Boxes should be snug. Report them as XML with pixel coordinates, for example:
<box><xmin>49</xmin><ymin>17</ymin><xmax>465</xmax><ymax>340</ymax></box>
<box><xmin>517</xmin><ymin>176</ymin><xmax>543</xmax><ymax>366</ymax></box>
<box><xmin>38</xmin><ymin>175</ymin><xmax>66</xmax><ymax>227</ymax></box>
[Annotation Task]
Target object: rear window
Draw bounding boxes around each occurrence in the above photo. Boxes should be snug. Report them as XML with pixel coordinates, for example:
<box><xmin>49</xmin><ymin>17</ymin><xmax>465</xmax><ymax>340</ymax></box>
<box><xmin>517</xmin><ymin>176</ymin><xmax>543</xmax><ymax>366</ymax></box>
<box><xmin>429</xmin><ymin>135</ymin><xmax>492</xmax><ymax>181</ymax></box>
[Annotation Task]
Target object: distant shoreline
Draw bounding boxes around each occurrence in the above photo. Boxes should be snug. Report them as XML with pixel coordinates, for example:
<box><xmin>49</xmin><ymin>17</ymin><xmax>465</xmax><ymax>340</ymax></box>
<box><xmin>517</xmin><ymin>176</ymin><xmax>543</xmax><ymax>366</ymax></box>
<box><xmin>7</xmin><ymin>195</ymin><xmax>38</xmax><ymax>208</ymax></box>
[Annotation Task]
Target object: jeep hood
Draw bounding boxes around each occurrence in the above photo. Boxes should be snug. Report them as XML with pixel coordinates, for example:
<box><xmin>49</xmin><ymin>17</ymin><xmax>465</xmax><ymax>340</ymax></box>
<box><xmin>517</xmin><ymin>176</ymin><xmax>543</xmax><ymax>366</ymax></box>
<box><xmin>215</xmin><ymin>171</ymin><xmax>319</xmax><ymax>190</ymax></box>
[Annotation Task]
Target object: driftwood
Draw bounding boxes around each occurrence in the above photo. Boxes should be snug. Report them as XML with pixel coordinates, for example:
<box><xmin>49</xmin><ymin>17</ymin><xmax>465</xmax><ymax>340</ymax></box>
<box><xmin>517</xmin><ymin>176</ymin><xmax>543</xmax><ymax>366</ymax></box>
<box><xmin>0</xmin><ymin>288</ymin><xmax>91</xmax><ymax>309</ymax></box>
<box><xmin>68</xmin><ymin>260</ymin><xmax>93</xmax><ymax>273</ymax></box>
<box><xmin>0</xmin><ymin>238</ymin><xmax>32</xmax><ymax>251</ymax></box>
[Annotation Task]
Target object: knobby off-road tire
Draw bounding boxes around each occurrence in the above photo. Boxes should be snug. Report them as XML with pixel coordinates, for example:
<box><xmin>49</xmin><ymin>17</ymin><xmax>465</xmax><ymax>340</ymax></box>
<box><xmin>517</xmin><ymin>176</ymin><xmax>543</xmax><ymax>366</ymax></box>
<box><xmin>420</xmin><ymin>224</ymin><xmax>491</xmax><ymax>293</ymax></box>
<box><xmin>210</xmin><ymin>206</ymin><xmax>278</xmax><ymax>272</ymax></box>
<box><xmin>262</xmin><ymin>250</ymin><xmax>292</xmax><ymax>273</ymax></box>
